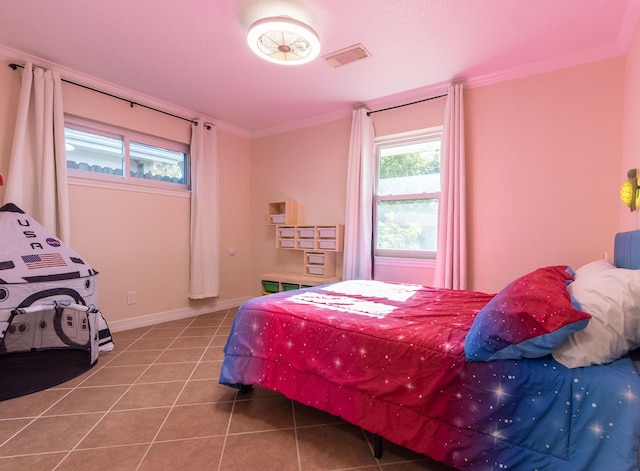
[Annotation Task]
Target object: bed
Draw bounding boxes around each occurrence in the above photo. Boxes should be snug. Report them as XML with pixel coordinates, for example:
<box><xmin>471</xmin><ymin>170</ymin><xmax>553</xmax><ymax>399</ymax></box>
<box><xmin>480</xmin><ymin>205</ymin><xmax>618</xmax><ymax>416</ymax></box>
<box><xmin>220</xmin><ymin>231</ymin><xmax>640</xmax><ymax>470</ymax></box>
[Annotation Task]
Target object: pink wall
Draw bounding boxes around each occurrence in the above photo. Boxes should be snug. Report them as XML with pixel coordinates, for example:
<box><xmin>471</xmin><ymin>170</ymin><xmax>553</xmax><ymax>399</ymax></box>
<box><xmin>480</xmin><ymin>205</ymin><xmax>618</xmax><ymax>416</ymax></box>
<box><xmin>249</xmin><ymin>119</ymin><xmax>351</xmax><ymax>292</ymax></box>
<box><xmin>622</xmin><ymin>18</ymin><xmax>640</xmax><ymax>232</ymax></box>
<box><xmin>251</xmin><ymin>58</ymin><xmax>625</xmax><ymax>294</ymax></box>
<box><xmin>0</xmin><ymin>61</ymin><xmax>254</xmax><ymax>325</ymax></box>
<box><xmin>466</xmin><ymin>58</ymin><xmax>624</xmax><ymax>292</ymax></box>
<box><xmin>1</xmin><ymin>38</ymin><xmax>635</xmax><ymax>311</ymax></box>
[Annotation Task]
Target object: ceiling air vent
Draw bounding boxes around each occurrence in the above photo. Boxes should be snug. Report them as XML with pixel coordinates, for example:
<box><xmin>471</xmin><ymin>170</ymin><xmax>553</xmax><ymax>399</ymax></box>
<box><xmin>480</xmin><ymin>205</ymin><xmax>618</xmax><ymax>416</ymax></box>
<box><xmin>324</xmin><ymin>44</ymin><xmax>371</xmax><ymax>68</ymax></box>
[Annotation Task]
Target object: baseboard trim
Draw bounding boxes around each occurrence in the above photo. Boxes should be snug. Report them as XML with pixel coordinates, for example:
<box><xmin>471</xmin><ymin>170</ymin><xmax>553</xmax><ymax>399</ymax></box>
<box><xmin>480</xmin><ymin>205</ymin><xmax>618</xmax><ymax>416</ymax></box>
<box><xmin>107</xmin><ymin>296</ymin><xmax>251</xmax><ymax>332</ymax></box>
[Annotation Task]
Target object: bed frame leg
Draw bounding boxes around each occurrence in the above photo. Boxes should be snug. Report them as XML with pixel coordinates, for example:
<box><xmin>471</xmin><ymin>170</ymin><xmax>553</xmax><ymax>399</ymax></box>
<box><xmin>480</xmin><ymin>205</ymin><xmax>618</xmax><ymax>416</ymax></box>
<box><xmin>373</xmin><ymin>434</ymin><xmax>383</xmax><ymax>459</ymax></box>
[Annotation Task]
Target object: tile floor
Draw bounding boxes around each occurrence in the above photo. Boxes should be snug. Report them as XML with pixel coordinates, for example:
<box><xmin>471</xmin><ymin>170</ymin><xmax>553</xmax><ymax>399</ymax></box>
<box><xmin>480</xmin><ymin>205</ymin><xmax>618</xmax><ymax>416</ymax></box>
<box><xmin>0</xmin><ymin>308</ymin><xmax>454</xmax><ymax>471</ymax></box>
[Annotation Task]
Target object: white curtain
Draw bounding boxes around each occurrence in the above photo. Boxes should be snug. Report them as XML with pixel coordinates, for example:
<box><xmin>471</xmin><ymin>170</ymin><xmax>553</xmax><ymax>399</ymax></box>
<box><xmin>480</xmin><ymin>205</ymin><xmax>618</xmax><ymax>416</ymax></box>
<box><xmin>188</xmin><ymin>121</ymin><xmax>220</xmax><ymax>299</ymax></box>
<box><xmin>4</xmin><ymin>63</ymin><xmax>70</xmax><ymax>243</ymax></box>
<box><xmin>434</xmin><ymin>83</ymin><xmax>467</xmax><ymax>289</ymax></box>
<box><xmin>343</xmin><ymin>107</ymin><xmax>375</xmax><ymax>280</ymax></box>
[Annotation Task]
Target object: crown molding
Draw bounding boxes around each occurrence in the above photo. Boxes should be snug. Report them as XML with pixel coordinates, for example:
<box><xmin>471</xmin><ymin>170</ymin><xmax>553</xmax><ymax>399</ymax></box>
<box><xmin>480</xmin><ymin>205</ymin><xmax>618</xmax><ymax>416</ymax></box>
<box><xmin>3</xmin><ymin>17</ymin><xmax>637</xmax><ymax>142</ymax></box>
<box><xmin>0</xmin><ymin>44</ymin><xmax>251</xmax><ymax>140</ymax></box>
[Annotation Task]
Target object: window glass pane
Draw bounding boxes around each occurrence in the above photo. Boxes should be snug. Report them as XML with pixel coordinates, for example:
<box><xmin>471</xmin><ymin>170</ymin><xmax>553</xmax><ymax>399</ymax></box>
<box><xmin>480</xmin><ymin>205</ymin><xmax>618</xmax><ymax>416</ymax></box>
<box><xmin>130</xmin><ymin>141</ymin><xmax>187</xmax><ymax>184</ymax></box>
<box><xmin>376</xmin><ymin>199</ymin><xmax>438</xmax><ymax>252</ymax></box>
<box><xmin>378</xmin><ymin>140</ymin><xmax>440</xmax><ymax>196</ymax></box>
<box><xmin>65</xmin><ymin>127</ymin><xmax>124</xmax><ymax>175</ymax></box>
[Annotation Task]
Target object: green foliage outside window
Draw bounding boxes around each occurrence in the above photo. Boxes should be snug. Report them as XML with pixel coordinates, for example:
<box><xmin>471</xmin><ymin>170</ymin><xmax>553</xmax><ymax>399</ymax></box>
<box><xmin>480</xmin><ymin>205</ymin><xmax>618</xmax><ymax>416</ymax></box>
<box><xmin>379</xmin><ymin>151</ymin><xmax>440</xmax><ymax>179</ymax></box>
<box><xmin>376</xmin><ymin>139</ymin><xmax>441</xmax><ymax>255</ymax></box>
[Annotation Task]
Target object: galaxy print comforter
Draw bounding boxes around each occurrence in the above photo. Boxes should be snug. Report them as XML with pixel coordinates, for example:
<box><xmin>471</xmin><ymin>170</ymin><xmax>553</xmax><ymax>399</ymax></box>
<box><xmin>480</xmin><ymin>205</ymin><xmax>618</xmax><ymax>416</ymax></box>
<box><xmin>220</xmin><ymin>279</ymin><xmax>640</xmax><ymax>470</ymax></box>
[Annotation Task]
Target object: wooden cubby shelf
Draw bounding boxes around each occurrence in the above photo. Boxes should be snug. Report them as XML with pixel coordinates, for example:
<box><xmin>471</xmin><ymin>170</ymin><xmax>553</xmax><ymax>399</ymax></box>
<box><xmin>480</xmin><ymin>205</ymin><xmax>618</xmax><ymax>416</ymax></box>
<box><xmin>261</xmin><ymin>272</ymin><xmax>342</xmax><ymax>294</ymax></box>
<box><xmin>264</xmin><ymin>202</ymin><xmax>344</xmax><ymax>294</ymax></box>
<box><xmin>276</xmin><ymin>224</ymin><xmax>344</xmax><ymax>252</ymax></box>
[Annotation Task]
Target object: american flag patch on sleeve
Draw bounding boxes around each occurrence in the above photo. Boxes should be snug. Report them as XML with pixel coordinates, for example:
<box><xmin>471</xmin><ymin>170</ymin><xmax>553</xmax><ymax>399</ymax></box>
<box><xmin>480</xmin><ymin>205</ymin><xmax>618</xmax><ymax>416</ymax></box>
<box><xmin>21</xmin><ymin>253</ymin><xmax>68</xmax><ymax>269</ymax></box>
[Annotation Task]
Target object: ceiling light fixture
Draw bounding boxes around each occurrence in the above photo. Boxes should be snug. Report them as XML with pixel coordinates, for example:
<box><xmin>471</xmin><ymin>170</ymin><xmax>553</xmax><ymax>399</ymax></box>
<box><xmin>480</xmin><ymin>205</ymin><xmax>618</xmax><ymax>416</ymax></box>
<box><xmin>247</xmin><ymin>16</ymin><xmax>320</xmax><ymax>65</ymax></box>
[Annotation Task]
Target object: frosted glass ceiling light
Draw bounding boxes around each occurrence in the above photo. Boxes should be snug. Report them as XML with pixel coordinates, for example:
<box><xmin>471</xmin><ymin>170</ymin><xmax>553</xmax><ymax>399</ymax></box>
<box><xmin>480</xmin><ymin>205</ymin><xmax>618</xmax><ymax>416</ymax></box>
<box><xmin>247</xmin><ymin>16</ymin><xmax>320</xmax><ymax>65</ymax></box>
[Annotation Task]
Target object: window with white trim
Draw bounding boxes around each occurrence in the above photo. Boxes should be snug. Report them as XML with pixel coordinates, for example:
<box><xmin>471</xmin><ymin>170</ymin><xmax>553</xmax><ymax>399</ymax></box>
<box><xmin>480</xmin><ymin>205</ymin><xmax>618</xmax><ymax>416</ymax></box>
<box><xmin>374</xmin><ymin>129</ymin><xmax>442</xmax><ymax>259</ymax></box>
<box><xmin>64</xmin><ymin>117</ymin><xmax>190</xmax><ymax>190</ymax></box>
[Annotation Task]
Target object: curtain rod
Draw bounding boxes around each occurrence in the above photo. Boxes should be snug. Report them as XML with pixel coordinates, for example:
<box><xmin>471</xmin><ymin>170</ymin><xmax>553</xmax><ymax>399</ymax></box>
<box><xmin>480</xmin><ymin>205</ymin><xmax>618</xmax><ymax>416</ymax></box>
<box><xmin>367</xmin><ymin>93</ymin><xmax>447</xmax><ymax>116</ymax></box>
<box><xmin>8</xmin><ymin>63</ymin><xmax>211</xmax><ymax>129</ymax></box>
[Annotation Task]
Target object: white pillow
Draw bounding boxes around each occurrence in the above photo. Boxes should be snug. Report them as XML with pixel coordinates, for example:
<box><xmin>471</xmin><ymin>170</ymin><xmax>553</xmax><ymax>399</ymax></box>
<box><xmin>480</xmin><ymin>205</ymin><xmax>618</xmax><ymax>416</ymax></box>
<box><xmin>573</xmin><ymin>259</ymin><xmax>616</xmax><ymax>280</ymax></box>
<box><xmin>552</xmin><ymin>268</ymin><xmax>640</xmax><ymax>368</ymax></box>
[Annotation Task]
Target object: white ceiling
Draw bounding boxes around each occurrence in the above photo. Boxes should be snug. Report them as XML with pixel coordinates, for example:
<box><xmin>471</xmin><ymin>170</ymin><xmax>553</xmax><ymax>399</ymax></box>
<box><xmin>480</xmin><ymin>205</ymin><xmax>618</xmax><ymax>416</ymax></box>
<box><xmin>1</xmin><ymin>0</ymin><xmax>638</xmax><ymax>137</ymax></box>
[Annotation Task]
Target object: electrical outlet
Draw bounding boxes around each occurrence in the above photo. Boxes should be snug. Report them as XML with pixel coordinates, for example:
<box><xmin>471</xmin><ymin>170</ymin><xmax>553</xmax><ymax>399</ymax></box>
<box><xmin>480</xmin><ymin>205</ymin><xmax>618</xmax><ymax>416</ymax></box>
<box><xmin>127</xmin><ymin>291</ymin><xmax>136</xmax><ymax>305</ymax></box>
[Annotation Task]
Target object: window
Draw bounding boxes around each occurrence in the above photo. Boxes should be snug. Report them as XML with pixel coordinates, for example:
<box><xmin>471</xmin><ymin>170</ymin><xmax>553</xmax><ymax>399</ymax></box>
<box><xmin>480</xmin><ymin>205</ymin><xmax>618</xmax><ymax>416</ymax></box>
<box><xmin>64</xmin><ymin>117</ymin><xmax>189</xmax><ymax>190</ymax></box>
<box><xmin>374</xmin><ymin>129</ymin><xmax>442</xmax><ymax>259</ymax></box>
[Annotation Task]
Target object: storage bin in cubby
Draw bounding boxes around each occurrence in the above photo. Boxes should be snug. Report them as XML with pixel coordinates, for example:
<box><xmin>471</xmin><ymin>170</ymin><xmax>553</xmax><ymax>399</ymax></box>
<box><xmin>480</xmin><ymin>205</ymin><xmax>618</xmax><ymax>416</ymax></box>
<box><xmin>262</xmin><ymin>280</ymin><xmax>280</xmax><ymax>293</ymax></box>
<box><xmin>297</xmin><ymin>239</ymin><xmax>315</xmax><ymax>249</ymax></box>
<box><xmin>318</xmin><ymin>240</ymin><xmax>336</xmax><ymax>250</ymax></box>
<box><xmin>282</xmin><ymin>283</ymin><xmax>300</xmax><ymax>291</ymax></box>
<box><xmin>278</xmin><ymin>239</ymin><xmax>295</xmax><ymax>249</ymax></box>
<box><xmin>278</xmin><ymin>226</ymin><xmax>296</xmax><ymax>238</ymax></box>
<box><xmin>297</xmin><ymin>227</ymin><xmax>315</xmax><ymax>238</ymax></box>
<box><xmin>305</xmin><ymin>252</ymin><xmax>325</xmax><ymax>265</ymax></box>
<box><xmin>317</xmin><ymin>227</ymin><xmax>337</xmax><ymax>238</ymax></box>
<box><xmin>304</xmin><ymin>251</ymin><xmax>335</xmax><ymax>277</ymax></box>
<box><xmin>306</xmin><ymin>265</ymin><xmax>325</xmax><ymax>276</ymax></box>
<box><xmin>268</xmin><ymin>201</ymin><xmax>297</xmax><ymax>226</ymax></box>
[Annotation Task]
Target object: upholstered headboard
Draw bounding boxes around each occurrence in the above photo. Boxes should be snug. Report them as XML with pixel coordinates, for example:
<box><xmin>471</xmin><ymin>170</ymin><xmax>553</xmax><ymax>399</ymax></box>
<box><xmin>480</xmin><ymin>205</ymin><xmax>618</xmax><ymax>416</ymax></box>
<box><xmin>614</xmin><ymin>230</ymin><xmax>640</xmax><ymax>269</ymax></box>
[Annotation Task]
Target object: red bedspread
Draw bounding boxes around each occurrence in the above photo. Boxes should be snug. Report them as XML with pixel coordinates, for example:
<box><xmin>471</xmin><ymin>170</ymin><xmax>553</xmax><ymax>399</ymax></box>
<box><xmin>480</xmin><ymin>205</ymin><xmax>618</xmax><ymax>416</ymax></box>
<box><xmin>220</xmin><ymin>280</ymin><xmax>640</xmax><ymax>470</ymax></box>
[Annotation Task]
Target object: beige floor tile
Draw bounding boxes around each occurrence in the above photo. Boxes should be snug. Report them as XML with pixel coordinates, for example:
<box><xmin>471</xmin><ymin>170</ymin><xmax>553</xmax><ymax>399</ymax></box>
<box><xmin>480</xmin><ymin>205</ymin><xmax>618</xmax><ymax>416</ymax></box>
<box><xmin>0</xmin><ymin>389</ymin><xmax>69</xmax><ymax>419</ymax></box>
<box><xmin>106</xmin><ymin>349</ymin><xmax>163</xmax><ymax>366</ymax></box>
<box><xmin>219</xmin><ymin>429</ymin><xmax>299</xmax><ymax>471</ymax></box>
<box><xmin>112</xmin><ymin>381</ymin><xmax>185</xmax><ymax>410</ymax></box>
<box><xmin>0</xmin><ymin>418</ymin><xmax>31</xmax><ymax>446</ymax></box>
<box><xmin>180</xmin><ymin>325</ymin><xmax>221</xmax><ymax>337</ymax></box>
<box><xmin>143</xmin><ymin>327</ymin><xmax>189</xmax><ymax>339</ymax></box>
<box><xmin>138</xmin><ymin>436</ymin><xmax>225</xmax><ymax>471</ymax></box>
<box><xmin>109</xmin><ymin>337</ymin><xmax>136</xmax><ymax>351</ymax></box>
<box><xmin>191</xmin><ymin>360</ymin><xmax>221</xmax><ymax>380</ymax></box>
<box><xmin>136</xmin><ymin>362</ymin><xmax>197</xmax><ymax>383</ymax></box>
<box><xmin>190</xmin><ymin>312</ymin><xmax>227</xmax><ymax>324</ymax></box>
<box><xmin>296</xmin><ymin>423</ymin><xmax>379</xmax><ymax>471</ymax></box>
<box><xmin>56</xmin><ymin>443</ymin><xmax>149</xmax><ymax>471</ymax></box>
<box><xmin>44</xmin><ymin>385</ymin><xmax>129</xmax><ymax>415</ymax></box>
<box><xmin>155</xmin><ymin>347</ymin><xmax>206</xmax><ymax>363</ymax></box>
<box><xmin>229</xmin><ymin>396</ymin><xmax>294</xmax><ymax>433</ymax></box>
<box><xmin>156</xmin><ymin>402</ymin><xmax>233</xmax><ymax>441</ymax></box>
<box><xmin>217</xmin><ymin>327</ymin><xmax>233</xmax><ymax>337</ymax></box>
<box><xmin>78</xmin><ymin>408</ymin><xmax>170</xmax><ymax>449</ymax></box>
<box><xmin>170</xmin><ymin>336</ymin><xmax>213</xmax><ymax>349</ymax></box>
<box><xmin>0</xmin><ymin>452</ymin><xmax>67</xmax><ymax>471</ymax></box>
<box><xmin>154</xmin><ymin>318</ymin><xmax>196</xmax><ymax>328</ymax></box>
<box><xmin>1</xmin><ymin>413</ymin><xmax>104</xmax><ymax>455</ymax></box>
<box><xmin>293</xmin><ymin>402</ymin><xmax>346</xmax><ymax>427</ymax></box>
<box><xmin>176</xmin><ymin>379</ymin><xmax>236</xmax><ymax>405</ymax></box>
<box><xmin>210</xmin><ymin>334</ymin><xmax>230</xmax><ymax>346</ymax></box>
<box><xmin>128</xmin><ymin>336</ymin><xmax>175</xmax><ymax>350</ymax></box>
<box><xmin>113</xmin><ymin>326</ymin><xmax>152</xmax><ymax>339</ymax></box>
<box><xmin>203</xmin><ymin>345</ymin><xmax>225</xmax><ymax>361</ymax></box>
<box><xmin>80</xmin><ymin>365</ymin><xmax>147</xmax><ymax>387</ymax></box>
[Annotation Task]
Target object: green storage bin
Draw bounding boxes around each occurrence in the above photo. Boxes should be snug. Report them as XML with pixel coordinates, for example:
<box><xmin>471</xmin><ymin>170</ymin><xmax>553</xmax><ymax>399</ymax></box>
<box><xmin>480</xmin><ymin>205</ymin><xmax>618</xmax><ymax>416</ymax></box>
<box><xmin>282</xmin><ymin>282</ymin><xmax>300</xmax><ymax>291</ymax></box>
<box><xmin>262</xmin><ymin>280</ymin><xmax>280</xmax><ymax>293</ymax></box>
